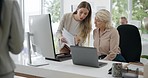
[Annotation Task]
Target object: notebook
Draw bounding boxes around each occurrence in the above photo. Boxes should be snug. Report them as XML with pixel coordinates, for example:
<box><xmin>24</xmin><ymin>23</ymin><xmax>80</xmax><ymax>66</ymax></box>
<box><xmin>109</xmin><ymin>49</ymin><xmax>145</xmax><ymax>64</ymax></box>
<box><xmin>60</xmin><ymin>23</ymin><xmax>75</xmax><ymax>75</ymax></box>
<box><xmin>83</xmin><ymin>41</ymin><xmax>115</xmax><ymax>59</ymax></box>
<box><xmin>70</xmin><ymin>46</ymin><xmax>107</xmax><ymax>68</ymax></box>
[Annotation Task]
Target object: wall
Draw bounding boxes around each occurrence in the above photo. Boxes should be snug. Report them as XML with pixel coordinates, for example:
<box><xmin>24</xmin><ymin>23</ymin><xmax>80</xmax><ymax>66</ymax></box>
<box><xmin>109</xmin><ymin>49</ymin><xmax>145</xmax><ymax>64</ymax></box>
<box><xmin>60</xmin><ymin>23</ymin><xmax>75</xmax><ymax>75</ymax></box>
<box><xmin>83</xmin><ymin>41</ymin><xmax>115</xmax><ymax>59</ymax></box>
<box><xmin>63</xmin><ymin>0</ymin><xmax>111</xmax><ymax>15</ymax></box>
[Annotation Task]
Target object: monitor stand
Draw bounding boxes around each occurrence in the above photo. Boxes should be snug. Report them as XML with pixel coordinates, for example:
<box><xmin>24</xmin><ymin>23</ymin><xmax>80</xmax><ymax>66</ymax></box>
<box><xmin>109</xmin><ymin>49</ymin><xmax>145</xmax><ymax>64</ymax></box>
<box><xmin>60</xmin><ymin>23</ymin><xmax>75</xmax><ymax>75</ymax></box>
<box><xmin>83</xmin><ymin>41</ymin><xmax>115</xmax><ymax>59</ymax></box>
<box><xmin>27</xmin><ymin>32</ymin><xmax>71</xmax><ymax>62</ymax></box>
<box><xmin>27</xmin><ymin>54</ymin><xmax>49</xmax><ymax>67</ymax></box>
<box><xmin>26</xmin><ymin>32</ymin><xmax>49</xmax><ymax>67</ymax></box>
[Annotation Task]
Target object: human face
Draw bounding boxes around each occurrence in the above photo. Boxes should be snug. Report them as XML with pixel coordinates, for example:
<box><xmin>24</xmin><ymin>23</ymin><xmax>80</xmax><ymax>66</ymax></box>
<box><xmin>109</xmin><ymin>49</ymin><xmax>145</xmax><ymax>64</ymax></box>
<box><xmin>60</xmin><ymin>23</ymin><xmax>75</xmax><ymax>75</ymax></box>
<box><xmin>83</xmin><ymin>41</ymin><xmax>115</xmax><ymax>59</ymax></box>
<box><xmin>76</xmin><ymin>8</ymin><xmax>89</xmax><ymax>21</ymax></box>
<box><xmin>120</xmin><ymin>19</ymin><xmax>127</xmax><ymax>25</ymax></box>
<box><xmin>94</xmin><ymin>17</ymin><xmax>105</xmax><ymax>29</ymax></box>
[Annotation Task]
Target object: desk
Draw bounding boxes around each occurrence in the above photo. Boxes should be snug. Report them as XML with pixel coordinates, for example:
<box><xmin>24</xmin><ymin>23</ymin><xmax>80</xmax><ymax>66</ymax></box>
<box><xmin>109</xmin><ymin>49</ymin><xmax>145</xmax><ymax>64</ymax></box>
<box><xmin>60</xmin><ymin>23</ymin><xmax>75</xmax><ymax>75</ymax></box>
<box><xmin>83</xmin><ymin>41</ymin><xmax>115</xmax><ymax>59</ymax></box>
<box><xmin>14</xmin><ymin>59</ymin><xmax>144</xmax><ymax>78</ymax></box>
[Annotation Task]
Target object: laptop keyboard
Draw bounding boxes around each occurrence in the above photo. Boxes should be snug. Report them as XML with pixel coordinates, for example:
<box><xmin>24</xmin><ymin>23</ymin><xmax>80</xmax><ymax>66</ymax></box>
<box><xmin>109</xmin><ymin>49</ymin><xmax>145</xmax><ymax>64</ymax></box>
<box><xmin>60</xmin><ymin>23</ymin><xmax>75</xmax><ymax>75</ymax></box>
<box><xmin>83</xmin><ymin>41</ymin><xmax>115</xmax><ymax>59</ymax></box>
<box><xmin>56</xmin><ymin>54</ymin><xmax>72</xmax><ymax>61</ymax></box>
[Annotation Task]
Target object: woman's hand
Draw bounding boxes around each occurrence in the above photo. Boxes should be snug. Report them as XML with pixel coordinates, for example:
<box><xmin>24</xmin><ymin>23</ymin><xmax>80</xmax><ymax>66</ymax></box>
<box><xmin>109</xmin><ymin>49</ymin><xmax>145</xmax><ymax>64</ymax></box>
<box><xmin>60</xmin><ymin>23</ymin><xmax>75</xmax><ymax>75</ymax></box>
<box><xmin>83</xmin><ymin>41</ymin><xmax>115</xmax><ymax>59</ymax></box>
<box><xmin>74</xmin><ymin>35</ymin><xmax>81</xmax><ymax>45</ymax></box>
<box><xmin>60</xmin><ymin>36</ymin><xmax>68</xmax><ymax>43</ymax></box>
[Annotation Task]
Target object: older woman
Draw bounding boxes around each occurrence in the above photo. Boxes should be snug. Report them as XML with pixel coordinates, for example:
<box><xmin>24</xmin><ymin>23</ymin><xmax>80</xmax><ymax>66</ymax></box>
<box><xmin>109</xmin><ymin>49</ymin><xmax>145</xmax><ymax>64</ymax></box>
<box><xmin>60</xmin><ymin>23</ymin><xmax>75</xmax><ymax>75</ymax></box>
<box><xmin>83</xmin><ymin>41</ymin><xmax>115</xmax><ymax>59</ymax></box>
<box><xmin>93</xmin><ymin>9</ymin><xmax>125</xmax><ymax>61</ymax></box>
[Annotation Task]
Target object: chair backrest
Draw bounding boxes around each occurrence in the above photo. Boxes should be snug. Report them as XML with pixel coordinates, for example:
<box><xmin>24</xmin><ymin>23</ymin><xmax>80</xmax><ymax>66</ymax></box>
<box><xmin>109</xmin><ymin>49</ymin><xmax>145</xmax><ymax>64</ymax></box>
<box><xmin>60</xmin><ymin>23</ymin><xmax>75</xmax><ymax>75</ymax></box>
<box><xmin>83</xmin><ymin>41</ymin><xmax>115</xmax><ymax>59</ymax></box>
<box><xmin>117</xmin><ymin>24</ymin><xmax>142</xmax><ymax>62</ymax></box>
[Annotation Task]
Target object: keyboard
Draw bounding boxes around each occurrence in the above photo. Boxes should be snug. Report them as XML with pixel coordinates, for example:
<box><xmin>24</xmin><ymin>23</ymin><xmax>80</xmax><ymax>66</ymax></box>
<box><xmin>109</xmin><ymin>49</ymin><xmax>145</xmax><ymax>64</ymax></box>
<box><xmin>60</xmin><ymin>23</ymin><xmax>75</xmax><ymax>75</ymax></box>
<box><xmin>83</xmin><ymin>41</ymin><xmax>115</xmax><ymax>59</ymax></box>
<box><xmin>56</xmin><ymin>54</ymin><xmax>72</xmax><ymax>61</ymax></box>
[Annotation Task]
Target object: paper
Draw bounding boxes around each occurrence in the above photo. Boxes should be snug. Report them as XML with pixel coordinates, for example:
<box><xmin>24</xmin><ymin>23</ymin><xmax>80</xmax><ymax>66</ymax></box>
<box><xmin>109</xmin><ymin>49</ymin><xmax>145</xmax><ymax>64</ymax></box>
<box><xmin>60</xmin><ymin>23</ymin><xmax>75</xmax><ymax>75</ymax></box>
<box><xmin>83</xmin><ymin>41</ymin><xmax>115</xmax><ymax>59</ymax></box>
<box><xmin>62</xmin><ymin>28</ymin><xmax>75</xmax><ymax>46</ymax></box>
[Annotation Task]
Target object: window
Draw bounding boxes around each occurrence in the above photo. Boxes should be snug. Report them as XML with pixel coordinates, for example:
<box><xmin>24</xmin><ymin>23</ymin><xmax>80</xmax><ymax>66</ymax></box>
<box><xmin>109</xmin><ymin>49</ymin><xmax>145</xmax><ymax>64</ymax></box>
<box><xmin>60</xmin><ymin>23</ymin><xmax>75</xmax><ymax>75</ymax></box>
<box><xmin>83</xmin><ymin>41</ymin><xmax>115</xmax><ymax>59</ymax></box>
<box><xmin>43</xmin><ymin>0</ymin><xmax>61</xmax><ymax>37</ymax></box>
<box><xmin>43</xmin><ymin>0</ymin><xmax>61</xmax><ymax>53</ymax></box>
<box><xmin>22</xmin><ymin>0</ymin><xmax>61</xmax><ymax>56</ymax></box>
<box><xmin>132</xmin><ymin>0</ymin><xmax>148</xmax><ymax>33</ymax></box>
<box><xmin>112</xmin><ymin>0</ymin><xmax>128</xmax><ymax>27</ymax></box>
<box><xmin>112</xmin><ymin>0</ymin><xmax>148</xmax><ymax>34</ymax></box>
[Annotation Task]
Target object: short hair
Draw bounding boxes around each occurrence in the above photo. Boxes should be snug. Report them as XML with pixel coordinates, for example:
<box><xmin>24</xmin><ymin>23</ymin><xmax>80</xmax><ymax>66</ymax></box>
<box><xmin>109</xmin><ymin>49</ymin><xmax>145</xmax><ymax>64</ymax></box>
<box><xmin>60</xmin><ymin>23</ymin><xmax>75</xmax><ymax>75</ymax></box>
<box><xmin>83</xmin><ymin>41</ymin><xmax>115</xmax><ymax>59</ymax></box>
<box><xmin>95</xmin><ymin>9</ymin><xmax>112</xmax><ymax>28</ymax></box>
<box><xmin>120</xmin><ymin>17</ymin><xmax>127</xmax><ymax>20</ymax></box>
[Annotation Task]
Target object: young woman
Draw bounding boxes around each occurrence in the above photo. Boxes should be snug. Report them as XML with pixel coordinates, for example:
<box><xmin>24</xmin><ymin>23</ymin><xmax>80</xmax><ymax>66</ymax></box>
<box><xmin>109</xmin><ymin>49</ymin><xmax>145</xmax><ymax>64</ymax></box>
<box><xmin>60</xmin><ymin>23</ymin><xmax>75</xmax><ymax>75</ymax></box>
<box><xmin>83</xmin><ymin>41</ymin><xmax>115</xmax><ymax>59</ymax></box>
<box><xmin>0</xmin><ymin>0</ymin><xmax>24</xmax><ymax>78</ymax></box>
<box><xmin>56</xmin><ymin>1</ymin><xmax>92</xmax><ymax>54</ymax></box>
<box><xmin>93</xmin><ymin>9</ymin><xmax>125</xmax><ymax>61</ymax></box>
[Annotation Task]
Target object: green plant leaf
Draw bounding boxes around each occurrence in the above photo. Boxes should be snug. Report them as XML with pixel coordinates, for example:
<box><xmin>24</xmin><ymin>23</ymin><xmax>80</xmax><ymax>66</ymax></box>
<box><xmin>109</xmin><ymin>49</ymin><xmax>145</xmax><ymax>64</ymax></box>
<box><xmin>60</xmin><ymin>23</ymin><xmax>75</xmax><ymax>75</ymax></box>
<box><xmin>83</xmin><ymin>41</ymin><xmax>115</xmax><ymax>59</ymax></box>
<box><xmin>141</xmin><ymin>55</ymin><xmax>148</xmax><ymax>59</ymax></box>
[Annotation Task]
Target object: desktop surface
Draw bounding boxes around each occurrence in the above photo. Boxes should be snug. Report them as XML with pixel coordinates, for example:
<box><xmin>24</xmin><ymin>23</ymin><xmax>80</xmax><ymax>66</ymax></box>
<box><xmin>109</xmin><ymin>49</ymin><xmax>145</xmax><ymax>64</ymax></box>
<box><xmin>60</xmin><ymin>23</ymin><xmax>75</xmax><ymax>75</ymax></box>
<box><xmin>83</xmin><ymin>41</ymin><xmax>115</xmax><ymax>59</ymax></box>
<box><xmin>15</xmin><ymin>59</ymin><xmax>144</xmax><ymax>78</ymax></box>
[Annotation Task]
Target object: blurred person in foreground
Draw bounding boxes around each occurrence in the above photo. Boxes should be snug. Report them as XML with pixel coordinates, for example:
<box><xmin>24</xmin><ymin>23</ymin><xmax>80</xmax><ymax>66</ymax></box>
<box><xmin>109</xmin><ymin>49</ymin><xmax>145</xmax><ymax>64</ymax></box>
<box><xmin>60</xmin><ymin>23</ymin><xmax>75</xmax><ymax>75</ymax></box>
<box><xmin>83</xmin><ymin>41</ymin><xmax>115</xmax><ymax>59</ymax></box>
<box><xmin>0</xmin><ymin>0</ymin><xmax>24</xmax><ymax>78</ymax></box>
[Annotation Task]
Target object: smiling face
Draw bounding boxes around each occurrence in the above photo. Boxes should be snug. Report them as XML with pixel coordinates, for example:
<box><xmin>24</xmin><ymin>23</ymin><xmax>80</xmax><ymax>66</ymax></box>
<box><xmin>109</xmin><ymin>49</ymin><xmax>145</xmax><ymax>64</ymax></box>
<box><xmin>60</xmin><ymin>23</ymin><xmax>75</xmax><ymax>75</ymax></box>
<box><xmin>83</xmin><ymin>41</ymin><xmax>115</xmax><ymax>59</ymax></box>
<box><xmin>76</xmin><ymin>8</ymin><xmax>89</xmax><ymax>21</ymax></box>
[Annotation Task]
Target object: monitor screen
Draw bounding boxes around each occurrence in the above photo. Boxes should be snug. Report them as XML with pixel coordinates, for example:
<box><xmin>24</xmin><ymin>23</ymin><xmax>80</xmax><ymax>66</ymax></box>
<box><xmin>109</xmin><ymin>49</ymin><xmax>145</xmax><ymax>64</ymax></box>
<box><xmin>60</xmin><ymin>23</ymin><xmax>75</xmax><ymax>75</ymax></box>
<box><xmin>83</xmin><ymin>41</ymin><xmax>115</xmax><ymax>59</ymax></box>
<box><xmin>29</xmin><ymin>14</ymin><xmax>56</xmax><ymax>59</ymax></box>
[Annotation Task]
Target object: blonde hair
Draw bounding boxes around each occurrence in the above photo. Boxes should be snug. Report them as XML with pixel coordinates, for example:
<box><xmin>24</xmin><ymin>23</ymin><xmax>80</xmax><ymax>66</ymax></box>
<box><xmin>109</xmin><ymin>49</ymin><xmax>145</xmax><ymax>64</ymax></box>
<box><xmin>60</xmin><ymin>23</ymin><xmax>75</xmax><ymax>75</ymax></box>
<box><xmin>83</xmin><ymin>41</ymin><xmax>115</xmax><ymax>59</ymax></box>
<box><xmin>73</xmin><ymin>1</ymin><xmax>92</xmax><ymax>44</ymax></box>
<box><xmin>95</xmin><ymin>9</ymin><xmax>113</xmax><ymax>29</ymax></box>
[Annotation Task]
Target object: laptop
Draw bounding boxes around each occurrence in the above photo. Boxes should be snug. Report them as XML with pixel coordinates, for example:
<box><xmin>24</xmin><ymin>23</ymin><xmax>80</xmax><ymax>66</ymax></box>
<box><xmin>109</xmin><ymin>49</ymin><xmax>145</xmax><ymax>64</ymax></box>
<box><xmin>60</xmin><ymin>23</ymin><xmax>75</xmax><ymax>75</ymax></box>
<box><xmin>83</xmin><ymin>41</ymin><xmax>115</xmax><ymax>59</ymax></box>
<box><xmin>70</xmin><ymin>46</ymin><xmax>107</xmax><ymax>68</ymax></box>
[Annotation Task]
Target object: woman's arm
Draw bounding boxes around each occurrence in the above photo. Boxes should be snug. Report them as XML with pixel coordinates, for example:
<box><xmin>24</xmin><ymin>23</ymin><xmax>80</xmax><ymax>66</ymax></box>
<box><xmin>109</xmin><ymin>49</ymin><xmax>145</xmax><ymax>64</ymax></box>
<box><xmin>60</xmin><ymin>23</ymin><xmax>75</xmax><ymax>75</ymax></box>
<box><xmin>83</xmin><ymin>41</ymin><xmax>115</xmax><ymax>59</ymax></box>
<box><xmin>56</xmin><ymin>14</ymin><xmax>66</xmax><ymax>39</ymax></box>
<box><xmin>104</xmin><ymin>29</ymin><xmax>120</xmax><ymax>60</ymax></box>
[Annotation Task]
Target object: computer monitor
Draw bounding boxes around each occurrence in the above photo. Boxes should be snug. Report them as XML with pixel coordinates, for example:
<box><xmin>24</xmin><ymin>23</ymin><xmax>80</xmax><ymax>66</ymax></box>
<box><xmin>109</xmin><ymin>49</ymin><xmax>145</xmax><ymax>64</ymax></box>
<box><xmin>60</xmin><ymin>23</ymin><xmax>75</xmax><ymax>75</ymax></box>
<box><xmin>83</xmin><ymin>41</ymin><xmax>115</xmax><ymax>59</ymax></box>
<box><xmin>29</xmin><ymin>14</ymin><xmax>71</xmax><ymax>61</ymax></box>
<box><xmin>29</xmin><ymin>14</ymin><xmax>56</xmax><ymax>59</ymax></box>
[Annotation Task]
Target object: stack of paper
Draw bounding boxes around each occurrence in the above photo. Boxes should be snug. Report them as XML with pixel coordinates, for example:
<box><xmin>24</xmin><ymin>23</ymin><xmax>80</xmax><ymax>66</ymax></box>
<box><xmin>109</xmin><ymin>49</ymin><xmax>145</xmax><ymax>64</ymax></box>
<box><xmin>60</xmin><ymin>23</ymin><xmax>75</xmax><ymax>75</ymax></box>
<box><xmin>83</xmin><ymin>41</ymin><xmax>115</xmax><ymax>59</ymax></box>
<box><xmin>62</xmin><ymin>28</ymin><xmax>75</xmax><ymax>46</ymax></box>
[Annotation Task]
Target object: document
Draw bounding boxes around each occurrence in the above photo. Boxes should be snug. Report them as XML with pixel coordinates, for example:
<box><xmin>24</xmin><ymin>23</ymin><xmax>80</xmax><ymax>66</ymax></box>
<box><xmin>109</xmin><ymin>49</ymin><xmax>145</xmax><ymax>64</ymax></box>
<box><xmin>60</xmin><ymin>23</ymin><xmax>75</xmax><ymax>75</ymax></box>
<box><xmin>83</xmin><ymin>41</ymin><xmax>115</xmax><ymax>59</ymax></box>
<box><xmin>62</xmin><ymin>28</ymin><xmax>75</xmax><ymax>46</ymax></box>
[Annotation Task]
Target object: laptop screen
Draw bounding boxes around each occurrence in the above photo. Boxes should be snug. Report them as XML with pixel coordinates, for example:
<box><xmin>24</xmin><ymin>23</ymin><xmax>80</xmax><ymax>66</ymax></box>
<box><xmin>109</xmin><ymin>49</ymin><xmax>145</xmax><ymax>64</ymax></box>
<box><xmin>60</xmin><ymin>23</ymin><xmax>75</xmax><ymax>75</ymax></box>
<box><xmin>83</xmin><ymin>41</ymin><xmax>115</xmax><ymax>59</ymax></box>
<box><xmin>70</xmin><ymin>46</ymin><xmax>100</xmax><ymax>68</ymax></box>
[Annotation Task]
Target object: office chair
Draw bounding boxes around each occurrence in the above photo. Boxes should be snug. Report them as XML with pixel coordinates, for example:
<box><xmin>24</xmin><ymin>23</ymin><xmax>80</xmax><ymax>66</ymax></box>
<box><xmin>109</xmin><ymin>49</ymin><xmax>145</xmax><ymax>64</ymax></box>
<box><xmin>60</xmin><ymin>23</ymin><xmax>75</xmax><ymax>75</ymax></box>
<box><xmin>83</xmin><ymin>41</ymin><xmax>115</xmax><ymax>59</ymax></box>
<box><xmin>117</xmin><ymin>24</ymin><xmax>142</xmax><ymax>62</ymax></box>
